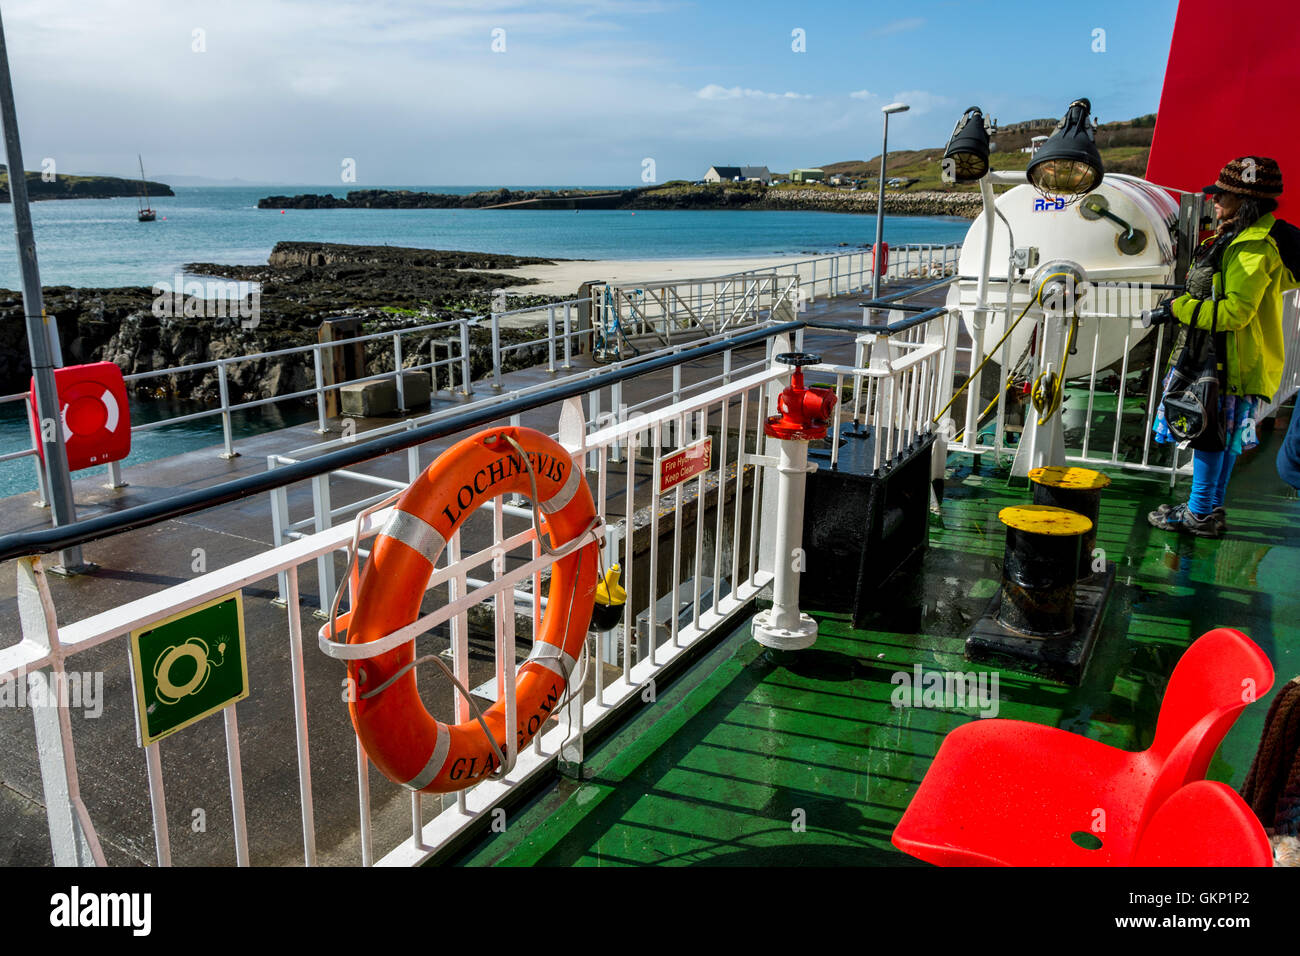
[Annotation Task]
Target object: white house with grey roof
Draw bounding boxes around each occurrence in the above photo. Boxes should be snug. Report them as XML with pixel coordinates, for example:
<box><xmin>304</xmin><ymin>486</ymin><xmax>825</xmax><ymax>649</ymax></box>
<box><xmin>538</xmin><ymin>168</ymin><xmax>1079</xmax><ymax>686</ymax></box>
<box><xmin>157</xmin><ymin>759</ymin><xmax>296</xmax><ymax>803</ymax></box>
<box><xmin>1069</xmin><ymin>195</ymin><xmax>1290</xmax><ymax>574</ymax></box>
<box><xmin>704</xmin><ymin>165</ymin><xmax>771</xmax><ymax>184</ymax></box>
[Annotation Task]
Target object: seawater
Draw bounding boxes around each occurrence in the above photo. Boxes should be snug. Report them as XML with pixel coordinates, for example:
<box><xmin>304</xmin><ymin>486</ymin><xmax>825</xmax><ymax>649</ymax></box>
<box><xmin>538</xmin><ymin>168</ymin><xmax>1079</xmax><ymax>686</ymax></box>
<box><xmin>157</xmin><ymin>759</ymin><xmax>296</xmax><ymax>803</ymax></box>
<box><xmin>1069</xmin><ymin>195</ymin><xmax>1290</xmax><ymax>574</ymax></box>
<box><xmin>0</xmin><ymin>396</ymin><xmax>316</xmax><ymax>500</ymax></box>
<box><xmin>0</xmin><ymin>184</ymin><xmax>970</xmax><ymax>499</ymax></box>
<box><xmin>0</xmin><ymin>184</ymin><xmax>970</xmax><ymax>288</ymax></box>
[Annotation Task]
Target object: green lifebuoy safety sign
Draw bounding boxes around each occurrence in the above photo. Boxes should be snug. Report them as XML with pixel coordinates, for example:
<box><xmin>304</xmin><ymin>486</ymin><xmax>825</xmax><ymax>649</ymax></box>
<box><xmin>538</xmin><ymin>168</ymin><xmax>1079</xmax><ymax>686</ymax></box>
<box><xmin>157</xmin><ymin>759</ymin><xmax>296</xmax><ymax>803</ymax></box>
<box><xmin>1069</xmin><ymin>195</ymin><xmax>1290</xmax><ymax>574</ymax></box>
<box><xmin>129</xmin><ymin>592</ymin><xmax>249</xmax><ymax>746</ymax></box>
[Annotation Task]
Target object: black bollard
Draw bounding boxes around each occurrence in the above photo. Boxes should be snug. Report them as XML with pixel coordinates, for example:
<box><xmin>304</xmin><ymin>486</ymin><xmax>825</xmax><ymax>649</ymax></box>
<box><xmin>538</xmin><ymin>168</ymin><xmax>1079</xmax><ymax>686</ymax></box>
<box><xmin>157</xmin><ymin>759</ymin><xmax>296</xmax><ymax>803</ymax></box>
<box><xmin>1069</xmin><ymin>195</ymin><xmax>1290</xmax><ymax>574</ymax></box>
<box><xmin>996</xmin><ymin>505</ymin><xmax>1093</xmax><ymax>637</ymax></box>
<box><xmin>1029</xmin><ymin>466</ymin><xmax>1110</xmax><ymax>580</ymax></box>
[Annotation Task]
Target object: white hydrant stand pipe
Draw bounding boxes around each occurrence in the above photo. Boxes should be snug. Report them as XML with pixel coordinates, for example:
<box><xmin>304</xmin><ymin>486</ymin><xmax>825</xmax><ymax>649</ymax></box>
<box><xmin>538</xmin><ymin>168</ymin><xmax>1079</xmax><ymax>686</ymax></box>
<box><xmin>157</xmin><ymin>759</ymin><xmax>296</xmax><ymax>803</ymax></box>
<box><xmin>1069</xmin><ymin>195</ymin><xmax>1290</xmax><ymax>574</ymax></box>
<box><xmin>752</xmin><ymin>436</ymin><xmax>818</xmax><ymax>650</ymax></box>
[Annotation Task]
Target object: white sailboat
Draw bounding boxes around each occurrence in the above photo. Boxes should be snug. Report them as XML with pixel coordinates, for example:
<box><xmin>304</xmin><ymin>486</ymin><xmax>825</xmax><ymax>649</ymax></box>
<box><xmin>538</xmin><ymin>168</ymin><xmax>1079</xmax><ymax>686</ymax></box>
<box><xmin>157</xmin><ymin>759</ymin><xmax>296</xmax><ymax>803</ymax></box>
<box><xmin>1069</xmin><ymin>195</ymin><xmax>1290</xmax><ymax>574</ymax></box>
<box><xmin>137</xmin><ymin>154</ymin><xmax>155</xmax><ymax>222</ymax></box>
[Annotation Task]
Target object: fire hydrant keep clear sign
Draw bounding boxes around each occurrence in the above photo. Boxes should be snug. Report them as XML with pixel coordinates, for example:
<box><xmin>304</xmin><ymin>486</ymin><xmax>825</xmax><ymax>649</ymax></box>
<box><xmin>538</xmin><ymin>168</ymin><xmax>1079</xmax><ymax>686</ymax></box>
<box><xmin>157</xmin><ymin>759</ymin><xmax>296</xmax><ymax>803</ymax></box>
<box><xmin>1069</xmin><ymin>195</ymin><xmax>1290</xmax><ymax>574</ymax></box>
<box><xmin>657</xmin><ymin>438</ymin><xmax>712</xmax><ymax>494</ymax></box>
<box><xmin>128</xmin><ymin>592</ymin><xmax>249</xmax><ymax>746</ymax></box>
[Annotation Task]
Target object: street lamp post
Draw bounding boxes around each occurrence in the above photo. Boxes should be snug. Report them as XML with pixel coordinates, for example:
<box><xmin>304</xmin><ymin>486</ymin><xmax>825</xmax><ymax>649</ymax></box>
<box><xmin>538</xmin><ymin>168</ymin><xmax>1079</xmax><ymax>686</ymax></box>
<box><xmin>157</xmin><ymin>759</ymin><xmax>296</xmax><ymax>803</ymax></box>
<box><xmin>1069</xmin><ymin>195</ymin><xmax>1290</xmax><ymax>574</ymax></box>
<box><xmin>872</xmin><ymin>102</ymin><xmax>909</xmax><ymax>302</ymax></box>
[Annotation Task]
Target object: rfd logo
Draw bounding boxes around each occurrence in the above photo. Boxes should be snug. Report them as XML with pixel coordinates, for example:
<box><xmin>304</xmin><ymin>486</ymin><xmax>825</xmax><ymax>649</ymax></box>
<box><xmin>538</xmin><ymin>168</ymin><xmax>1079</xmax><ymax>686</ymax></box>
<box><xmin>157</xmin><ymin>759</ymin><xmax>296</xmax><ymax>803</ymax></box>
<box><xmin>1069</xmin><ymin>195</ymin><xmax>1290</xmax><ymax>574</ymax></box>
<box><xmin>1033</xmin><ymin>197</ymin><xmax>1067</xmax><ymax>211</ymax></box>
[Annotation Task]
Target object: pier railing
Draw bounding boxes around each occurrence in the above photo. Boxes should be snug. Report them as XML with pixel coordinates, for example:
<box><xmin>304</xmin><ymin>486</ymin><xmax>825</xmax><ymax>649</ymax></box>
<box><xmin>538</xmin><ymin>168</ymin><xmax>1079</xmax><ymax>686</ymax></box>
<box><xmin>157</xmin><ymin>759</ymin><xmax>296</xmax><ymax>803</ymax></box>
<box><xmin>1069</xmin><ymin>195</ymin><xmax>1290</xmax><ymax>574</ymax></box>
<box><xmin>481</xmin><ymin>298</ymin><xmax>590</xmax><ymax>391</ymax></box>
<box><xmin>0</xmin><ymin>307</ymin><xmax>963</xmax><ymax>868</ymax></box>
<box><xmin>789</xmin><ymin>242</ymin><xmax>961</xmax><ymax>302</ymax></box>
<box><xmin>885</xmin><ymin>242</ymin><xmax>963</xmax><ymax>281</ymax></box>
<box><xmin>583</xmin><ymin>243</ymin><xmax>962</xmax><ymax>354</ymax></box>
<box><xmin>589</xmin><ymin>270</ymin><xmax>800</xmax><ymax>351</ymax></box>
<box><xmin>0</xmin><ymin>303</ymin><xmax>589</xmax><ymax>501</ymax></box>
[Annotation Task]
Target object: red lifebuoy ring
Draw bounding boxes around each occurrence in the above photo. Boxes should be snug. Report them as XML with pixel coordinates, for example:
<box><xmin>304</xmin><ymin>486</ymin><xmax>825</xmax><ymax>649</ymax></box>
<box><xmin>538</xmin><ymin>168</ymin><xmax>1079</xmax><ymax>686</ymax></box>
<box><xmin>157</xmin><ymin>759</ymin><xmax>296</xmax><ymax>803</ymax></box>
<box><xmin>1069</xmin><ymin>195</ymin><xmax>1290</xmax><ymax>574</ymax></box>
<box><xmin>344</xmin><ymin>426</ymin><xmax>598</xmax><ymax>793</ymax></box>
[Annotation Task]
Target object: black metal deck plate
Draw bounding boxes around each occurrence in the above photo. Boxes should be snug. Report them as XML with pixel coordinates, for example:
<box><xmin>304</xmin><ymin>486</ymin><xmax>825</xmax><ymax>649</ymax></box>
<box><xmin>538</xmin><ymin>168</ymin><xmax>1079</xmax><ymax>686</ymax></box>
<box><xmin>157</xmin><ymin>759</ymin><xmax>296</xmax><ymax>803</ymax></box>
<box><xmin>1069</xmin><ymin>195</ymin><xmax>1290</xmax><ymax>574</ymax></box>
<box><xmin>964</xmin><ymin>561</ymin><xmax>1117</xmax><ymax>685</ymax></box>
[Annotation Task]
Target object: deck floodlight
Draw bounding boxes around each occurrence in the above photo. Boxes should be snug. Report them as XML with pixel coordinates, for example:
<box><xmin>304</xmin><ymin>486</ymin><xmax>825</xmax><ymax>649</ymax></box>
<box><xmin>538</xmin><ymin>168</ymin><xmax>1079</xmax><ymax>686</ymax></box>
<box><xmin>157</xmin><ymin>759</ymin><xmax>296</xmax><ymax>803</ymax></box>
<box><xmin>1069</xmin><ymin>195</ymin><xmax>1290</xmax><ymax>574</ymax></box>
<box><xmin>1027</xmin><ymin>97</ymin><xmax>1104</xmax><ymax>202</ymax></box>
<box><xmin>942</xmin><ymin>107</ymin><xmax>990</xmax><ymax>183</ymax></box>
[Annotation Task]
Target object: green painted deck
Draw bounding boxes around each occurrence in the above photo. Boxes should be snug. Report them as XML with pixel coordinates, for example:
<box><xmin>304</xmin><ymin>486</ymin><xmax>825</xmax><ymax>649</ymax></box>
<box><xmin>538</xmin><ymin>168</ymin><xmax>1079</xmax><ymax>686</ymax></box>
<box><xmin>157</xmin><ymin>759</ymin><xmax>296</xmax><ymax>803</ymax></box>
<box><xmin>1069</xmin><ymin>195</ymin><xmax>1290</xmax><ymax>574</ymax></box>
<box><xmin>453</xmin><ymin>415</ymin><xmax>1300</xmax><ymax>867</ymax></box>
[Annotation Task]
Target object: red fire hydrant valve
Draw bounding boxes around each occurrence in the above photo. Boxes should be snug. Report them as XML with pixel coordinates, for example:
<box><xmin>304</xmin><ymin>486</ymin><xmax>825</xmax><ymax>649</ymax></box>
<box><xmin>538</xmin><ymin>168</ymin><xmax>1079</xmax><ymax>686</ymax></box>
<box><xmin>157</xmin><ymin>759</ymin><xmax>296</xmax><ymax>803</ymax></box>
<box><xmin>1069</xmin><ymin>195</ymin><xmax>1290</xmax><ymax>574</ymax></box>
<box><xmin>765</xmin><ymin>352</ymin><xmax>837</xmax><ymax>441</ymax></box>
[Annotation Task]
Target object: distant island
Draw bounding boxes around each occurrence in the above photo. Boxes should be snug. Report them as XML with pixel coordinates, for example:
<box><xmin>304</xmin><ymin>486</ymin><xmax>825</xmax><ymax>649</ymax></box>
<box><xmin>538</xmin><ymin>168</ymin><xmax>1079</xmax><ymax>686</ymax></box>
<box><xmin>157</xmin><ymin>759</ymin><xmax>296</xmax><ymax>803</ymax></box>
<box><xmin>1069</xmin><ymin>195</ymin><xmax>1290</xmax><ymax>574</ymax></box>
<box><xmin>0</xmin><ymin>167</ymin><xmax>174</xmax><ymax>203</ymax></box>
<box><xmin>260</xmin><ymin>184</ymin><xmax>985</xmax><ymax>217</ymax></box>
<box><xmin>260</xmin><ymin>113</ymin><xmax>1154</xmax><ymax>220</ymax></box>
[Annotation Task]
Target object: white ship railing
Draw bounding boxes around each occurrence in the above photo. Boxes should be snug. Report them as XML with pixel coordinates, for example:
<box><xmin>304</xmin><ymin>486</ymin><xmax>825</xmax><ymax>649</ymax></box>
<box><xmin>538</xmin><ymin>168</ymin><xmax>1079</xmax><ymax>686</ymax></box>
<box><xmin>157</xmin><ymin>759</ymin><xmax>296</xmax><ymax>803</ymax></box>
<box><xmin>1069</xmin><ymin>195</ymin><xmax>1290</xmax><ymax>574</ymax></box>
<box><xmin>584</xmin><ymin>244</ymin><xmax>961</xmax><ymax>353</ymax></box>
<box><xmin>1265</xmin><ymin>289</ymin><xmax>1300</xmax><ymax>416</ymax></box>
<box><xmin>8</xmin><ymin>250</ymin><xmax>1297</xmax><ymax>867</ymax></box>
<box><xmin>589</xmin><ymin>271</ymin><xmax>800</xmax><ymax>350</ymax></box>
<box><xmin>264</xmin><ymin>327</ymin><xmax>779</xmax><ymax>613</ymax></box>
<box><xmin>940</xmin><ymin>307</ymin><xmax>1188</xmax><ymax>479</ymax></box>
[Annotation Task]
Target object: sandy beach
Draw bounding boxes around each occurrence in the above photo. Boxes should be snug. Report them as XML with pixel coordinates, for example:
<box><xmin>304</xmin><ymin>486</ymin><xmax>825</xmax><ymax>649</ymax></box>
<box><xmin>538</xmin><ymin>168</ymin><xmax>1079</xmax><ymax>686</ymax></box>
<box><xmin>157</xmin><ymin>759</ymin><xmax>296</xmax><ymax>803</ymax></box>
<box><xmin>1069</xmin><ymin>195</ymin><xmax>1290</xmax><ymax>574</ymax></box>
<box><xmin>478</xmin><ymin>254</ymin><xmax>822</xmax><ymax>296</ymax></box>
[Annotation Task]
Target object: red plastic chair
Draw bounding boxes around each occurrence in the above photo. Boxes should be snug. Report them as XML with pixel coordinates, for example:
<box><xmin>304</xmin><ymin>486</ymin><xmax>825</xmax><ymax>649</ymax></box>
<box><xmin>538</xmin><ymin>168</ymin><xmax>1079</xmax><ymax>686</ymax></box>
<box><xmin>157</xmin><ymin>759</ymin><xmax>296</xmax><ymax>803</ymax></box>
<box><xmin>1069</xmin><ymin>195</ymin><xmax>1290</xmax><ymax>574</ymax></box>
<box><xmin>891</xmin><ymin>628</ymin><xmax>1275</xmax><ymax>866</ymax></box>
<box><xmin>1131</xmin><ymin>781</ymin><xmax>1273</xmax><ymax>866</ymax></box>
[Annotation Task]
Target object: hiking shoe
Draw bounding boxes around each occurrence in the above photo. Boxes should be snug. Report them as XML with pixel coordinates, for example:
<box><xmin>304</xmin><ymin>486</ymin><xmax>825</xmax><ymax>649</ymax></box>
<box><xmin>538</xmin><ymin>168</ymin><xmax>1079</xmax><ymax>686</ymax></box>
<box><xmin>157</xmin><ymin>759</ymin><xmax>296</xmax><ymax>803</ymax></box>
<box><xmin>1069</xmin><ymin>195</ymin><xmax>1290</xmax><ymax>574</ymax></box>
<box><xmin>1147</xmin><ymin>502</ymin><xmax>1222</xmax><ymax>538</ymax></box>
<box><xmin>1147</xmin><ymin>502</ymin><xmax>1180</xmax><ymax>533</ymax></box>
<box><xmin>1212</xmin><ymin>506</ymin><xmax>1228</xmax><ymax>535</ymax></box>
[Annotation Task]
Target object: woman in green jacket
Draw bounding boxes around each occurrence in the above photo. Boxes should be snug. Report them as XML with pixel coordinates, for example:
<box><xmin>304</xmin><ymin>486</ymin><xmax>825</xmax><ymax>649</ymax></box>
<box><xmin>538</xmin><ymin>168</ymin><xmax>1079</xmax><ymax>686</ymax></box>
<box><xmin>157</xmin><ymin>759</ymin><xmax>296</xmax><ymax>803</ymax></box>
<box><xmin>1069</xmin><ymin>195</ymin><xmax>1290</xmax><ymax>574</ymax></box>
<box><xmin>1150</xmin><ymin>156</ymin><xmax>1294</xmax><ymax>537</ymax></box>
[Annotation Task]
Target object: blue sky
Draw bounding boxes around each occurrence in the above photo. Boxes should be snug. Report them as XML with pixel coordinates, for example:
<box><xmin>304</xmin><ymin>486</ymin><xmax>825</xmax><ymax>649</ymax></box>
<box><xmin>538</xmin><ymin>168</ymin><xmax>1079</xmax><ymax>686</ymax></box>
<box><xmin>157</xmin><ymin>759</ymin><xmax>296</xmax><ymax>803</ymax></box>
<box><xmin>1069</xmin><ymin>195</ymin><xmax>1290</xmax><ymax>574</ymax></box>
<box><xmin>2</xmin><ymin>0</ymin><xmax>1181</xmax><ymax>185</ymax></box>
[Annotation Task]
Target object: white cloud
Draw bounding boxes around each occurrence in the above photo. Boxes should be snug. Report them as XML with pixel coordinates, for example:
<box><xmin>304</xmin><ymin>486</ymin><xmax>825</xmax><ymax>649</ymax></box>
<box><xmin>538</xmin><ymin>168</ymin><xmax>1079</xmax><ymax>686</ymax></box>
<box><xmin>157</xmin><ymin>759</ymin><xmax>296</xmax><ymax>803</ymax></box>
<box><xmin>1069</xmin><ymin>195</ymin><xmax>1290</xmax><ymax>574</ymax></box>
<box><xmin>871</xmin><ymin>17</ymin><xmax>925</xmax><ymax>37</ymax></box>
<box><xmin>0</xmin><ymin>0</ymin><xmax>695</xmax><ymax>182</ymax></box>
<box><xmin>289</xmin><ymin>74</ymin><xmax>345</xmax><ymax>97</ymax></box>
<box><xmin>696</xmin><ymin>85</ymin><xmax>812</xmax><ymax>101</ymax></box>
<box><xmin>890</xmin><ymin>90</ymin><xmax>953</xmax><ymax>116</ymax></box>
<box><xmin>0</xmin><ymin>1</ymin><xmax>1031</xmax><ymax>184</ymax></box>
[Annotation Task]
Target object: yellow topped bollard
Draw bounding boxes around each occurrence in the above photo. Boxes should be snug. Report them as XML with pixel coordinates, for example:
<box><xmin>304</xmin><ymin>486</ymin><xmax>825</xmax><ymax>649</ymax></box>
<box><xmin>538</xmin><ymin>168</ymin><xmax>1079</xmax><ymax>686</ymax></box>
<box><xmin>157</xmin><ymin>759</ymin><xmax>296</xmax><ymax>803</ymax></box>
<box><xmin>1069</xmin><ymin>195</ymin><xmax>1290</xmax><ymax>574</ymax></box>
<box><xmin>1029</xmin><ymin>466</ymin><xmax>1110</xmax><ymax>579</ymax></box>
<box><xmin>998</xmin><ymin>503</ymin><xmax>1094</xmax><ymax>536</ymax></box>
<box><xmin>996</xmin><ymin>505</ymin><xmax>1092</xmax><ymax>638</ymax></box>
<box><xmin>1027</xmin><ymin>465</ymin><xmax>1111</xmax><ymax>491</ymax></box>
<box><xmin>968</xmin><ymin>492</ymin><xmax>1117</xmax><ymax>685</ymax></box>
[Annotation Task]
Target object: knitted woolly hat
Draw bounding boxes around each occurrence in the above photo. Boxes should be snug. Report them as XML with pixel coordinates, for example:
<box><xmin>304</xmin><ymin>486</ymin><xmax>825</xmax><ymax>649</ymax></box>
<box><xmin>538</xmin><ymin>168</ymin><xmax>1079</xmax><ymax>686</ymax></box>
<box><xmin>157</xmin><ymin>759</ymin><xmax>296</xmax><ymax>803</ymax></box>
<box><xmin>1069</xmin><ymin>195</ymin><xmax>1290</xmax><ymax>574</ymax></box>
<box><xmin>1203</xmin><ymin>156</ymin><xmax>1284</xmax><ymax>200</ymax></box>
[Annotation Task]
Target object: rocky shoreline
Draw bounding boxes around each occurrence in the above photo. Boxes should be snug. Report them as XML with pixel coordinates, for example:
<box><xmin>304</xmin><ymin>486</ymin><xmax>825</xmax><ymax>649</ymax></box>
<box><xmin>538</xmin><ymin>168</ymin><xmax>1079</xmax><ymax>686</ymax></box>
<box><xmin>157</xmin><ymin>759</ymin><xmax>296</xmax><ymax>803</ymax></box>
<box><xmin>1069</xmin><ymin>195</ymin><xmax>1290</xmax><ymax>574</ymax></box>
<box><xmin>0</xmin><ymin>243</ymin><xmax>568</xmax><ymax>403</ymax></box>
<box><xmin>260</xmin><ymin>184</ymin><xmax>983</xmax><ymax>218</ymax></box>
<box><xmin>258</xmin><ymin>188</ymin><xmax>583</xmax><ymax>210</ymax></box>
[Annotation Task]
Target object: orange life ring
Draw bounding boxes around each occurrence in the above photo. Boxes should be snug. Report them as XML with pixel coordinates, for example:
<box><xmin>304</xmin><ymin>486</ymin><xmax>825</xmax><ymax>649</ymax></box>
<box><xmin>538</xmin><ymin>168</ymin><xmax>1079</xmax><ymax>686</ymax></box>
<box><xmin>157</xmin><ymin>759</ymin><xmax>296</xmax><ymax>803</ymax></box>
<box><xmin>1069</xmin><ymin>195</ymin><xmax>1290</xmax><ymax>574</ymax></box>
<box><xmin>345</xmin><ymin>426</ymin><xmax>598</xmax><ymax>793</ymax></box>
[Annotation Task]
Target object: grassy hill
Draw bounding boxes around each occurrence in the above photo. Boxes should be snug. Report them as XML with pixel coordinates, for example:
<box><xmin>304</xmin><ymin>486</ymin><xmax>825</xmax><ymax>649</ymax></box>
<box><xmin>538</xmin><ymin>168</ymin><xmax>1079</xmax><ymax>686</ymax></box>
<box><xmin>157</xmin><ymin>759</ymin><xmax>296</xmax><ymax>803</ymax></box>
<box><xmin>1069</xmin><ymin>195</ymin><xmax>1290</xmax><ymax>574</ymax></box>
<box><xmin>810</xmin><ymin>114</ymin><xmax>1155</xmax><ymax>192</ymax></box>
